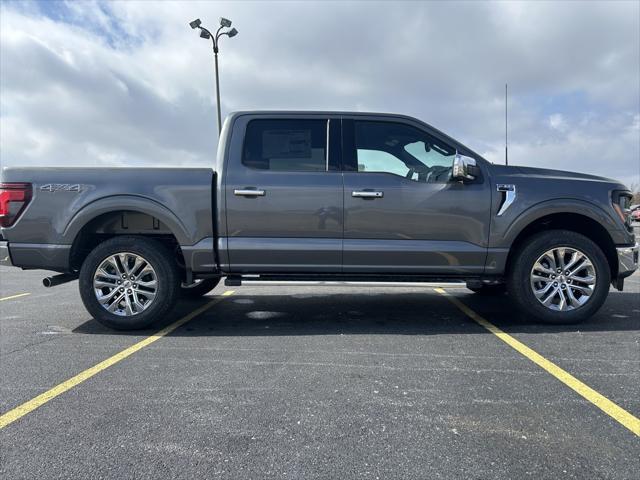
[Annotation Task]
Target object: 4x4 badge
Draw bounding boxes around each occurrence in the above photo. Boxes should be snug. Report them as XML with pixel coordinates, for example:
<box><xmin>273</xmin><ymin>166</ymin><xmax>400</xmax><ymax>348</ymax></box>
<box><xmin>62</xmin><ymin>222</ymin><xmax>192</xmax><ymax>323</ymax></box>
<box><xmin>40</xmin><ymin>184</ymin><xmax>82</xmax><ymax>193</ymax></box>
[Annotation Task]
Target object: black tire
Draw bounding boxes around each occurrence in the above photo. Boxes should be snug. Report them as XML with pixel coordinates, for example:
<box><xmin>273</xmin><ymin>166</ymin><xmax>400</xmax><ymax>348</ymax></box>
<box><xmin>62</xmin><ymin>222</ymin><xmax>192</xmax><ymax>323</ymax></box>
<box><xmin>468</xmin><ymin>284</ymin><xmax>507</xmax><ymax>296</ymax></box>
<box><xmin>180</xmin><ymin>278</ymin><xmax>220</xmax><ymax>298</ymax></box>
<box><xmin>79</xmin><ymin>236</ymin><xmax>180</xmax><ymax>330</ymax></box>
<box><xmin>507</xmin><ymin>230</ymin><xmax>610</xmax><ymax>324</ymax></box>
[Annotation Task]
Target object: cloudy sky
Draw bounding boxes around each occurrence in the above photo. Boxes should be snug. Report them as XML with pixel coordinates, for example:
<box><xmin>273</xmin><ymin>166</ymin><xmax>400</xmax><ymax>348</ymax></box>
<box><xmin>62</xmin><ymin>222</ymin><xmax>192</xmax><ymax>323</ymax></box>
<box><xmin>1</xmin><ymin>0</ymin><xmax>639</xmax><ymax>186</ymax></box>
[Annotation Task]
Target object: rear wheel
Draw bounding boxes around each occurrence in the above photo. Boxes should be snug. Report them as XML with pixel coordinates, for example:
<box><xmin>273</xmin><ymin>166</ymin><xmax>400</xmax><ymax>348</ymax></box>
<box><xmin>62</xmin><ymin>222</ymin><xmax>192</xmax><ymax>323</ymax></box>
<box><xmin>468</xmin><ymin>284</ymin><xmax>507</xmax><ymax>296</ymax></box>
<box><xmin>508</xmin><ymin>230</ymin><xmax>610</xmax><ymax>324</ymax></box>
<box><xmin>79</xmin><ymin>236</ymin><xmax>180</xmax><ymax>330</ymax></box>
<box><xmin>180</xmin><ymin>278</ymin><xmax>220</xmax><ymax>298</ymax></box>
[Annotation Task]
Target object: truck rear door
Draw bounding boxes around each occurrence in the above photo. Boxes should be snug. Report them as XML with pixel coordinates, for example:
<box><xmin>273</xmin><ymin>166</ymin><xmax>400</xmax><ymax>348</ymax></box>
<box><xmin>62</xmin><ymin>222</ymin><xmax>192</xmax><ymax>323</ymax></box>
<box><xmin>223</xmin><ymin>114</ymin><xmax>343</xmax><ymax>273</ymax></box>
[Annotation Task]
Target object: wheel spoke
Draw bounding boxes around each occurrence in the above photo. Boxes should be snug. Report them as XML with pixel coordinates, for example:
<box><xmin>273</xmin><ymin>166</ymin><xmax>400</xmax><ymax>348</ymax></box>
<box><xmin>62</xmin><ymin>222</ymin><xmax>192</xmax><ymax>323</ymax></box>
<box><xmin>556</xmin><ymin>288</ymin><xmax>567</xmax><ymax>310</ymax></box>
<box><xmin>116</xmin><ymin>254</ymin><xmax>129</xmax><ymax>276</ymax></box>
<box><xmin>533</xmin><ymin>281</ymin><xmax>554</xmax><ymax>298</ymax></box>
<box><xmin>541</xmin><ymin>286</ymin><xmax>559</xmax><ymax>306</ymax></box>
<box><xmin>566</xmin><ymin>287</ymin><xmax>583</xmax><ymax>308</ymax></box>
<box><xmin>96</xmin><ymin>287</ymin><xmax>121</xmax><ymax>305</ymax></box>
<box><xmin>543</xmin><ymin>252</ymin><xmax>557</xmax><ymax>270</ymax></box>
<box><xmin>107</xmin><ymin>292</ymin><xmax>126</xmax><ymax>312</ymax></box>
<box><xmin>556</xmin><ymin>248</ymin><xmax>566</xmax><ymax>269</ymax></box>
<box><xmin>563</xmin><ymin>251</ymin><xmax>582</xmax><ymax>271</ymax></box>
<box><xmin>94</xmin><ymin>279</ymin><xmax>117</xmax><ymax>289</ymax></box>
<box><xmin>135</xmin><ymin>288</ymin><xmax>156</xmax><ymax>302</ymax></box>
<box><xmin>567</xmin><ymin>258</ymin><xmax>587</xmax><ymax>276</ymax></box>
<box><xmin>132</xmin><ymin>291</ymin><xmax>147</xmax><ymax>311</ymax></box>
<box><xmin>129</xmin><ymin>257</ymin><xmax>140</xmax><ymax>275</ymax></box>
<box><xmin>135</xmin><ymin>266</ymin><xmax>154</xmax><ymax>281</ymax></box>
<box><xmin>136</xmin><ymin>278</ymin><xmax>157</xmax><ymax>288</ymax></box>
<box><xmin>570</xmin><ymin>274</ymin><xmax>595</xmax><ymax>285</ymax></box>
<box><xmin>533</xmin><ymin>264</ymin><xmax>554</xmax><ymax>275</ymax></box>
<box><xmin>97</xmin><ymin>268</ymin><xmax>120</xmax><ymax>281</ymax></box>
<box><xmin>105</xmin><ymin>257</ymin><xmax>123</xmax><ymax>276</ymax></box>
<box><xmin>531</xmin><ymin>274</ymin><xmax>551</xmax><ymax>283</ymax></box>
<box><xmin>569</xmin><ymin>284</ymin><xmax>593</xmax><ymax>295</ymax></box>
<box><xmin>124</xmin><ymin>294</ymin><xmax>135</xmax><ymax>316</ymax></box>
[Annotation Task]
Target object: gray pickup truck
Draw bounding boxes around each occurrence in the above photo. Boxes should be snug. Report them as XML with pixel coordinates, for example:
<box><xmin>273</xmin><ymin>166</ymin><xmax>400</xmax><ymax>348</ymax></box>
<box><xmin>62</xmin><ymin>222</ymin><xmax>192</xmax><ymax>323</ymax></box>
<box><xmin>1</xmin><ymin>111</ymin><xmax>637</xmax><ymax>329</ymax></box>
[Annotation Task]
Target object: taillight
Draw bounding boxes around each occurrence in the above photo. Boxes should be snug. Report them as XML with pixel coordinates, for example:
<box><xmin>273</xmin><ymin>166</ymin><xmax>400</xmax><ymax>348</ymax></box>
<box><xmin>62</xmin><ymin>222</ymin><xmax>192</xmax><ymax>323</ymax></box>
<box><xmin>0</xmin><ymin>183</ymin><xmax>32</xmax><ymax>228</ymax></box>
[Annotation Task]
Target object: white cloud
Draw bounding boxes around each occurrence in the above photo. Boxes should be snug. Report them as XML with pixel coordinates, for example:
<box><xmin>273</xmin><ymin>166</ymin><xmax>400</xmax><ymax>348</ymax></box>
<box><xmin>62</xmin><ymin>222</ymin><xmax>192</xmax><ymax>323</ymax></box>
<box><xmin>548</xmin><ymin>114</ymin><xmax>568</xmax><ymax>133</ymax></box>
<box><xmin>1</xmin><ymin>0</ymin><xmax>638</xmax><ymax>185</ymax></box>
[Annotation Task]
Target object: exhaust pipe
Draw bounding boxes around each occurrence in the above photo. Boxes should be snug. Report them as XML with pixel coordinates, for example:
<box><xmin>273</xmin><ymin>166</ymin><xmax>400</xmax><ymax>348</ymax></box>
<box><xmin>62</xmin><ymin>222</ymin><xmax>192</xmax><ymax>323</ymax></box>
<box><xmin>43</xmin><ymin>273</ymin><xmax>78</xmax><ymax>288</ymax></box>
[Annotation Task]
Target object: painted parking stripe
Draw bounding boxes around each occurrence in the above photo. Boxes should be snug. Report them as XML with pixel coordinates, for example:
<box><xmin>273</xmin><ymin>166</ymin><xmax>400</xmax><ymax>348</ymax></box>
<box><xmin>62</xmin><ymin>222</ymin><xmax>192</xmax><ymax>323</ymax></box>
<box><xmin>0</xmin><ymin>290</ymin><xmax>235</xmax><ymax>430</ymax></box>
<box><xmin>0</xmin><ymin>293</ymin><xmax>31</xmax><ymax>302</ymax></box>
<box><xmin>435</xmin><ymin>288</ymin><xmax>640</xmax><ymax>437</ymax></box>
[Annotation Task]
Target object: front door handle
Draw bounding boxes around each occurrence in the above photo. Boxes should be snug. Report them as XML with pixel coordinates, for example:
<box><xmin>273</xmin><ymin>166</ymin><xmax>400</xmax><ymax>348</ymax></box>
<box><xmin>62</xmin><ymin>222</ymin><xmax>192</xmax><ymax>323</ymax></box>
<box><xmin>234</xmin><ymin>189</ymin><xmax>266</xmax><ymax>197</ymax></box>
<box><xmin>352</xmin><ymin>191</ymin><xmax>383</xmax><ymax>198</ymax></box>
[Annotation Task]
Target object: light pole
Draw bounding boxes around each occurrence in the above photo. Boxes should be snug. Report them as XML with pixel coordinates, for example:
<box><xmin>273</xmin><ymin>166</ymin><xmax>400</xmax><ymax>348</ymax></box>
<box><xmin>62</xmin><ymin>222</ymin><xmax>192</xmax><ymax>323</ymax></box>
<box><xmin>190</xmin><ymin>18</ymin><xmax>238</xmax><ymax>135</ymax></box>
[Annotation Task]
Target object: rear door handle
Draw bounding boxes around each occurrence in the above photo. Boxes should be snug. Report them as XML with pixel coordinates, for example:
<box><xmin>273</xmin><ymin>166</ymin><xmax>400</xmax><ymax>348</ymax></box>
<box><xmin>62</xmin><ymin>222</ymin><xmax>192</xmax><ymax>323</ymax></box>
<box><xmin>352</xmin><ymin>191</ymin><xmax>383</xmax><ymax>198</ymax></box>
<box><xmin>234</xmin><ymin>189</ymin><xmax>266</xmax><ymax>197</ymax></box>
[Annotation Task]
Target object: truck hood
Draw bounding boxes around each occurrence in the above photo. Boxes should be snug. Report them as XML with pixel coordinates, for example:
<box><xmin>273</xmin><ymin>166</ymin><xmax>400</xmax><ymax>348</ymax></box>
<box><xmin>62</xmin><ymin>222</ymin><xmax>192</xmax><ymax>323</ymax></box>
<box><xmin>492</xmin><ymin>164</ymin><xmax>627</xmax><ymax>189</ymax></box>
<box><xmin>515</xmin><ymin>166</ymin><xmax>617</xmax><ymax>183</ymax></box>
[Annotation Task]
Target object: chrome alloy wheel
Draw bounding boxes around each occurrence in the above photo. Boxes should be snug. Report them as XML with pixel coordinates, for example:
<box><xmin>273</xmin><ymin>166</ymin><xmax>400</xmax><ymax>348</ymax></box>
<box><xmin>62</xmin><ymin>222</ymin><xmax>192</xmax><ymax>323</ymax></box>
<box><xmin>530</xmin><ymin>247</ymin><xmax>596</xmax><ymax>311</ymax></box>
<box><xmin>93</xmin><ymin>252</ymin><xmax>158</xmax><ymax>316</ymax></box>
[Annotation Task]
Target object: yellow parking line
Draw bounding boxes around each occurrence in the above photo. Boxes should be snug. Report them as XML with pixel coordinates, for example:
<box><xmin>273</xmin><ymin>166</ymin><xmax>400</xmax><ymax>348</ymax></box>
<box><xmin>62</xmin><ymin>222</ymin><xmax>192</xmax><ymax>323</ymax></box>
<box><xmin>0</xmin><ymin>293</ymin><xmax>31</xmax><ymax>302</ymax></box>
<box><xmin>0</xmin><ymin>290</ymin><xmax>235</xmax><ymax>429</ymax></box>
<box><xmin>435</xmin><ymin>288</ymin><xmax>640</xmax><ymax>437</ymax></box>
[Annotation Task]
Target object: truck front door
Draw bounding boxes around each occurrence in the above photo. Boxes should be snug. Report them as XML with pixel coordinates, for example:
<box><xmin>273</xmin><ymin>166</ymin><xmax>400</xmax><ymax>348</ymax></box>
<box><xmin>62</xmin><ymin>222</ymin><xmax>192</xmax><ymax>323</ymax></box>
<box><xmin>341</xmin><ymin>117</ymin><xmax>491</xmax><ymax>274</ymax></box>
<box><xmin>223</xmin><ymin>115</ymin><xmax>343</xmax><ymax>273</ymax></box>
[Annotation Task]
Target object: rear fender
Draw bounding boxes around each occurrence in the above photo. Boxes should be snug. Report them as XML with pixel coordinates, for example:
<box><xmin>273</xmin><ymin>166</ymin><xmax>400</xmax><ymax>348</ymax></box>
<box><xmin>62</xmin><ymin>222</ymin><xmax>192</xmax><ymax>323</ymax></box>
<box><xmin>63</xmin><ymin>195</ymin><xmax>191</xmax><ymax>245</ymax></box>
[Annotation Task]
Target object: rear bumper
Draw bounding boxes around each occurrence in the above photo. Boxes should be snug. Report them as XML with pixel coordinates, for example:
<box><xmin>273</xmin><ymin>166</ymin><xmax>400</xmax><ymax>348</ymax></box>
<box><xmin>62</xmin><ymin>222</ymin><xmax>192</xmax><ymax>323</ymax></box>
<box><xmin>617</xmin><ymin>243</ymin><xmax>638</xmax><ymax>278</ymax></box>
<box><xmin>0</xmin><ymin>241</ymin><xmax>70</xmax><ymax>271</ymax></box>
<box><xmin>0</xmin><ymin>241</ymin><xmax>11</xmax><ymax>267</ymax></box>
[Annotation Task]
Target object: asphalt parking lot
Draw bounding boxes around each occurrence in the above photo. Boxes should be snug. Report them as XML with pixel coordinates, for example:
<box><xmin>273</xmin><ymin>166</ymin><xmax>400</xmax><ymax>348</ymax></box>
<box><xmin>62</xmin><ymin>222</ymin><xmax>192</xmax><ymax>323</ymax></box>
<box><xmin>1</xmin><ymin>265</ymin><xmax>638</xmax><ymax>479</ymax></box>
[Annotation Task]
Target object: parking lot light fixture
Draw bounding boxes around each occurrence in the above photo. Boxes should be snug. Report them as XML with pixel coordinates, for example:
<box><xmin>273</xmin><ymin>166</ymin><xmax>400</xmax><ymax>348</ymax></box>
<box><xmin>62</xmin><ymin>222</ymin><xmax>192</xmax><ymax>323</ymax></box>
<box><xmin>189</xmin><ymin>17</ymin><xmax>239</xmax><ymax>135</ymax></box>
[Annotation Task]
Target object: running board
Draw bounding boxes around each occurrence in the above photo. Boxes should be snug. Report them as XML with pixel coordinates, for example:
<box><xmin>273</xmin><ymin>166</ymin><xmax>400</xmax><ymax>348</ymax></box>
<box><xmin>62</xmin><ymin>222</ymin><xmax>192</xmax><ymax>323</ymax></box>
<box><xmin>224</xmin><ymin>274</ymin><xmax>491</xmax><ymax>286</ymax></box>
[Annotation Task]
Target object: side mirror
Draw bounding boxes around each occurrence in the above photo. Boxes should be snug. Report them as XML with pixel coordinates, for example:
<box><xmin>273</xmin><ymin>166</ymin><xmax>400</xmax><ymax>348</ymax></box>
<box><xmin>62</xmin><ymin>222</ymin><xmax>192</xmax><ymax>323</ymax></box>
<box><xmin>451</xmin><ymin>153</ymin><xmax>479</xmax><ymax>182</ymax></box>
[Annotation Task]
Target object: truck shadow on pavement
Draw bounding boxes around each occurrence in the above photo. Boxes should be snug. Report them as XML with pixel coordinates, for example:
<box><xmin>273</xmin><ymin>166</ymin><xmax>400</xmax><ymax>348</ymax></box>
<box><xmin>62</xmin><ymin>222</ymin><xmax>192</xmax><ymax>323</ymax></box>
<box><xmin>72</xmin><ymin>289</ymin><xmax>640</xmax><ymax>336</ymax></box>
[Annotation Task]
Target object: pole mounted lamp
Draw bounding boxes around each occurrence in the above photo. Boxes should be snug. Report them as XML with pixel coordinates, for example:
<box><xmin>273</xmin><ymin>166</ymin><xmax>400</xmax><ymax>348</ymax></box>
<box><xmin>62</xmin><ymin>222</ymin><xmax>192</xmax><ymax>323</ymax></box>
<box><xmin>189</xmin><ymin>17</ymin><xmax>238</xmax><ymax>135</ymax></box>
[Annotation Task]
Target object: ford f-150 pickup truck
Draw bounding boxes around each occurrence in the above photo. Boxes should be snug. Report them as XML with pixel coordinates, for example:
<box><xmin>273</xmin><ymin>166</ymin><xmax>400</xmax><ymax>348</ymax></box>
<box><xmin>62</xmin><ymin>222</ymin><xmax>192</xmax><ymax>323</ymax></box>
<box><xmin>1</xmin><ymin>111</ymin><xmax>637</xmax><ymax>329</ymax></box>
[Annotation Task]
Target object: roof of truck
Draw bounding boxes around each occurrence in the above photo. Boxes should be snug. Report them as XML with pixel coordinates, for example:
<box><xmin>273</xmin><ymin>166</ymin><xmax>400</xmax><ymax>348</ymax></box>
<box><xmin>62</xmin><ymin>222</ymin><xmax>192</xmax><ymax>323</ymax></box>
<box><xmin>228</xmin><ymin>110</ymin><xmax>420</xmax><ymax>119</ymax></box>
<box><xmin>226</xmin><ymin>110</ymin><xmax>479</xmax><ymax>158</ymax></box>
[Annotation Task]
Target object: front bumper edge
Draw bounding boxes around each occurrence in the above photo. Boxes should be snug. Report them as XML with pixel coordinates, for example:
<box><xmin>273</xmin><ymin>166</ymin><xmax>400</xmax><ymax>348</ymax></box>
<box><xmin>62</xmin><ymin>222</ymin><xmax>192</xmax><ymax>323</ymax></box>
<box><xmin>616</xmin><ymin>243</ymin><xmax>638</xmax><ymax>280</ymax></box>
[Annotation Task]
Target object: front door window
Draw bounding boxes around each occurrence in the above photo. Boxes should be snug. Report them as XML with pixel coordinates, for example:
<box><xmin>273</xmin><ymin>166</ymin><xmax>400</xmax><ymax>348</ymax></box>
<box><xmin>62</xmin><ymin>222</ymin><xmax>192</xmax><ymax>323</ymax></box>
<box><xmin>354</xmin><ymin>121</ymin><xmax>456</xmax><ymax>183</ymax></box>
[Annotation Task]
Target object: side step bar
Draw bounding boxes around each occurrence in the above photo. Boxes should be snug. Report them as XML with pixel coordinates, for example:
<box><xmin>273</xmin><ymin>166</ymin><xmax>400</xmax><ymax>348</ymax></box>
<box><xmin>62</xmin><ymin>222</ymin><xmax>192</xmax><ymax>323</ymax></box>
<box><xmin>225</xmin><ymin>274</ymin><xmax>489</xmax><ymax>287</ymax></box>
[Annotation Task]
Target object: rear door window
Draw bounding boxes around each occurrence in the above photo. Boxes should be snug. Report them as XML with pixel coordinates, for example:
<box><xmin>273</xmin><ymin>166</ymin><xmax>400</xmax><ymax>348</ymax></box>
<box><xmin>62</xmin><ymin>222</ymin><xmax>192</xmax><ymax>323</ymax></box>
<box><xmin>242</xmin><ymin>119</ymin><xmax>328</xmax><ymax>171</ymax></box>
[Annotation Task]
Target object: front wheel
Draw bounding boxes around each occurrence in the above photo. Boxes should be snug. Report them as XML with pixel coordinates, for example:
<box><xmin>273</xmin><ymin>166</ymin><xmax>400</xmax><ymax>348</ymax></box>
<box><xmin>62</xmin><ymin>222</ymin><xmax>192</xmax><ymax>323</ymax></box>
<box><xmin>507</xmin><ymin>230</ymin><xmax>610</xmax><ymax>324</ymax></box>
<box><xmin>79</xmin><ymin>236</ymin><xmax>180</xmax><ymax>330</ymax></box>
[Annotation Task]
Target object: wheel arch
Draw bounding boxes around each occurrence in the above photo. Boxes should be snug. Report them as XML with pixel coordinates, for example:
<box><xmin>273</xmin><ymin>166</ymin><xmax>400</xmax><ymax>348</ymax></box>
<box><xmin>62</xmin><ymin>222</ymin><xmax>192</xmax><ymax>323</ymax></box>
<box><xmin>504</xmin><ymin>211</ymin><xmax>618</xmax><ymax>279</ymax></box>
<box><xmin>65</xmin><ymin>196</ymin><xmax>191</xmax><ymax>273</ymax></box>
